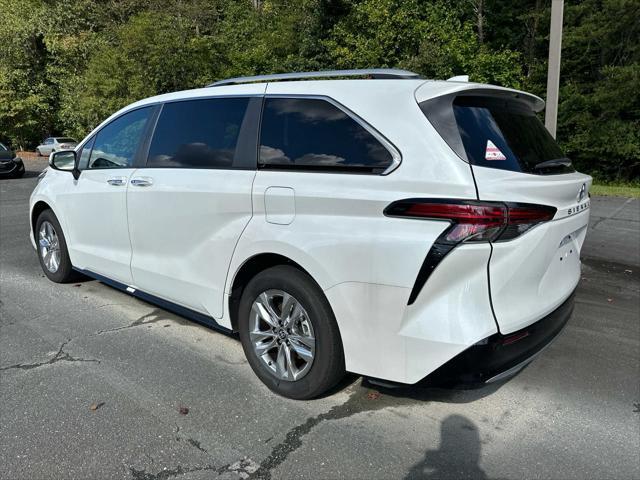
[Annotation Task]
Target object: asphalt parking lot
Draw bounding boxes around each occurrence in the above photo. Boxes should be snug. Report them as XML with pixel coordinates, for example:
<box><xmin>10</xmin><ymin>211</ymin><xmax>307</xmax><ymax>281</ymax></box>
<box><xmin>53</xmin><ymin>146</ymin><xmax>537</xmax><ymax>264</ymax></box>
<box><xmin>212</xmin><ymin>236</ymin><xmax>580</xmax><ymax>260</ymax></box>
<box><xmin>1</xmin><ymin>161</ymin><xmax>639</xmax><ymax>480</ymax></box>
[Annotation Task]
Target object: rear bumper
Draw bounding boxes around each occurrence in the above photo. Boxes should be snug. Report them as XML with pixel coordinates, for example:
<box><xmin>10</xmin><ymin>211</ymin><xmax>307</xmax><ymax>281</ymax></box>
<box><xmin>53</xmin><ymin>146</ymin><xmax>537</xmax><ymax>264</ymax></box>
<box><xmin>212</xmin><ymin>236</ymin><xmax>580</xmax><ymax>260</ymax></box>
<box><xmin>420</xmin><ymin>289</ymin><xmax>575</xmax><ymax>387</ymax></box>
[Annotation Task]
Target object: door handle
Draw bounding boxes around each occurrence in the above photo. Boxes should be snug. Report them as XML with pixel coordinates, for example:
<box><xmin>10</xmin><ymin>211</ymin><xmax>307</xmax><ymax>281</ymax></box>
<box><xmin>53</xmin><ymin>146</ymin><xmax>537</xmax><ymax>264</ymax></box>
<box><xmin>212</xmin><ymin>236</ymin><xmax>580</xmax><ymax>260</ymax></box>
<box><xmin>130</xmin><ymin>177</ymin><xmax>153</xmax><ymax>187</ymax></box>
<box><xmin>107</xmin><ymin>177</ymin><xmax>126</xmax><ymax>186</ymax></box>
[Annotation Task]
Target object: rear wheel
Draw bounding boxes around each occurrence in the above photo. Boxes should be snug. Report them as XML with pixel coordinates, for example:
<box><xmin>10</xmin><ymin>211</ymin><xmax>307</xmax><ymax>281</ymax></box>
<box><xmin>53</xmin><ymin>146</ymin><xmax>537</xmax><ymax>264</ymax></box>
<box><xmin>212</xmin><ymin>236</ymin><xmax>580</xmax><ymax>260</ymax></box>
<box><xmin>238</xmin><ymin>265</ymin><xmax>345</xmax><ymax>399</ymax></box>
<box><xmin>35</xmin><ymin>209</ymin><xmax>76</xmax><ymax>283</ymax></box>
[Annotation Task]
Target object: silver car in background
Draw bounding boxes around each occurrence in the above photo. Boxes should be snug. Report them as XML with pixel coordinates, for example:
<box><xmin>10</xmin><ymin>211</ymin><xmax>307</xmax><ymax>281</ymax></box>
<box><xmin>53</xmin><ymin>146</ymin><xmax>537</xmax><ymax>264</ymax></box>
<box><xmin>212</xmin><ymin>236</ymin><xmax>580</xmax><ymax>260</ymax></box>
<box><xmin>36</xmin><ymin>137</ymin><xmax>77</xmax><ymax>156</ymax></box>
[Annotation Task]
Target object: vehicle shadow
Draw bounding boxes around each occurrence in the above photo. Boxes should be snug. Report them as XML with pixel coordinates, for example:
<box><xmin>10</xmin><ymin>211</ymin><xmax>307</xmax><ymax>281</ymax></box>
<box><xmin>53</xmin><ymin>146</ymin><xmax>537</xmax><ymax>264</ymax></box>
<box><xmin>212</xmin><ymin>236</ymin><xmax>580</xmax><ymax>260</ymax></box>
<box><xmin>22</xmin><ymin>170</ymin><xmax>43</xmax><ymax>179</ymax></box>
<box><xmin>0</xmin><ymin>170</ymin><xmax>41</xmax><ymax>180</ymax></box>
<box><xmin>404</xmin><ymin>414</ymin><xmax>489</xmax><ymax>479</ymax></box>
<box><xmin>360</xmin><ymin>373</ymin><xmax>514</xmax><ymax>404</ymax></box>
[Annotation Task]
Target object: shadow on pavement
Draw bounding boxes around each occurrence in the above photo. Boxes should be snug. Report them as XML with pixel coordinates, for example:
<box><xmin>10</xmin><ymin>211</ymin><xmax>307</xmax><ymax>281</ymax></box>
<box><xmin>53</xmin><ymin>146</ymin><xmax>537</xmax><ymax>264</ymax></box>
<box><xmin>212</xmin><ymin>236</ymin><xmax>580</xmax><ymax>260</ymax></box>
<box><xmin>361</xmin><ymin>373</ymin><xmax>512</xmax><ymax>404</ymax></box>
<box><xmin>404</xmin><ymin>414</ymin><xmax>488</xmax><ymax>480</ymax></box>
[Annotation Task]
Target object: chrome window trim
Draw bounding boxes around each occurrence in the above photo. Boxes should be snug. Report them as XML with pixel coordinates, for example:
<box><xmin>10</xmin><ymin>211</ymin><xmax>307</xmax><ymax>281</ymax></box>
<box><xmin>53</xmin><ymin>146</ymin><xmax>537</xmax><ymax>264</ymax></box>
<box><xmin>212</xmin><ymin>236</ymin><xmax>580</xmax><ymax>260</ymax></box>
<box><xmin>76</xmin><ymin>93</ymin><xmax>402</xmax><ymax>175</ymax></box>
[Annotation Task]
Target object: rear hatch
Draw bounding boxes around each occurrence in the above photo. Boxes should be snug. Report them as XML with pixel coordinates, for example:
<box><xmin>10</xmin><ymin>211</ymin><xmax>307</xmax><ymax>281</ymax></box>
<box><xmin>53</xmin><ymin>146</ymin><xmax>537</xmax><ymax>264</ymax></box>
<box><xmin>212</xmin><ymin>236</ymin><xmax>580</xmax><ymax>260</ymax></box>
<box><xmin>420</xmin><ymin>86</ymin><xmax>591</xmax><ymax>334</ymax></box>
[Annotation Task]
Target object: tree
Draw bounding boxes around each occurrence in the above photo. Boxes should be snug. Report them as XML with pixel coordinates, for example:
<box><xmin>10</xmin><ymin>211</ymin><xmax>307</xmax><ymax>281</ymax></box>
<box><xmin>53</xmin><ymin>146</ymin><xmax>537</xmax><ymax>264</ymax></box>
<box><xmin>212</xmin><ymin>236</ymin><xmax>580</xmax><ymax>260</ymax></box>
<box><xmin>0</xmin><ymin>0</ymin><xmax>637</xmax><ymax>180</ymax></box>
<box><xmin>325</xmin><ymin>0</ymin><xmax>523</xmax><ymax>87</ymax></box>
<box><xmin>60</xmin><ymin>11</ymin><xmax>224</xmax><ymax>137</ymax></box>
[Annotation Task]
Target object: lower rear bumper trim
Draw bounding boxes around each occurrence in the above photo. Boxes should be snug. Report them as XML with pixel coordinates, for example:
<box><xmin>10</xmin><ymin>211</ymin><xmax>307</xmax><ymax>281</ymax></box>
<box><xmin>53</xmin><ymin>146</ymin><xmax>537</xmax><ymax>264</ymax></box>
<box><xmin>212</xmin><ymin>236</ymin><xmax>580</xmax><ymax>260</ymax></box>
<box><xmin>420</xmin><ymin>289</ymin><xmax>576</xmax><ymax>388</ymax></box>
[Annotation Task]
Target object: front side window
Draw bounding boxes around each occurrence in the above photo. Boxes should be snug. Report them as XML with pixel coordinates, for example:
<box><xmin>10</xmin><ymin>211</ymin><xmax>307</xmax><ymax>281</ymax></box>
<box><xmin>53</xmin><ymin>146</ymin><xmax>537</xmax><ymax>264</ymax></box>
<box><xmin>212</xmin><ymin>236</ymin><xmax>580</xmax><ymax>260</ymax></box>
<box><xmin>147</xmin><ymin>98</ymin><xmax>250</xmax><ymax>169</ymax></box>
<box><xmin>88</xmin><ymin>107</ymin><xmax>152</xmax><ymax>169</ymax></box>
<box><xmin>259</xmin><ymin>97</ymin><xmax>393</xmax><ymax>173</ymax></box>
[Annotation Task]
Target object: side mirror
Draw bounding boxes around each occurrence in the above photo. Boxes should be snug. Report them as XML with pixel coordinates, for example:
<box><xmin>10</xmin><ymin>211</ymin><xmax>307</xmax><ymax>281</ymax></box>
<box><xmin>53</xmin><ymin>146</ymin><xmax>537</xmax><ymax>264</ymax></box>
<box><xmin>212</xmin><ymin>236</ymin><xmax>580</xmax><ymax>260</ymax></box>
<box><xmin>49</xmin><ymin>150</ymin><xmax>80</xmax><ymax>179</ymax></box>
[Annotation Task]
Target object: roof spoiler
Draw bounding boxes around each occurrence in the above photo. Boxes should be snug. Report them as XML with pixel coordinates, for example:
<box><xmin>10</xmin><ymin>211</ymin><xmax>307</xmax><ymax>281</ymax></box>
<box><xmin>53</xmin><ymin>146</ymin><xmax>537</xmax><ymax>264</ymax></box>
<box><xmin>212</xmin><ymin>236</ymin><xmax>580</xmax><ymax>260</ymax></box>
<box><xmin>447</xmin><ymin>75</ymin><xmax>469</xmax><ymax>82</ymax></box>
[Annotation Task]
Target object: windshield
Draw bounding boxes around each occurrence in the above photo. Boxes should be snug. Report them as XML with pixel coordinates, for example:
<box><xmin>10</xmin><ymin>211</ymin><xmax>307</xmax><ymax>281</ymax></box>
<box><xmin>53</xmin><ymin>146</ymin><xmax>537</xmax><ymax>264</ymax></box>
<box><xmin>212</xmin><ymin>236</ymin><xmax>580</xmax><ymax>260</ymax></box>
<box><xmin>0</xmin><ymin>142</ymin><xmax>7</xmax><ymax>151</ymax></box>
<box><xmin>452</xmin><ymin>96</ymin><xmax>573</xmax><ymax>174</ymax></box>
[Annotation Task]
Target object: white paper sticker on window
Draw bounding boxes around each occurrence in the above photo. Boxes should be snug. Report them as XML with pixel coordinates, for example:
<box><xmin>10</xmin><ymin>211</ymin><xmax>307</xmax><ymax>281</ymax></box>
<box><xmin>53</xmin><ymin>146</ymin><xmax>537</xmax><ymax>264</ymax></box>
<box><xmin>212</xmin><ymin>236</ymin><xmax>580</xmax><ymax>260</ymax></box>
<box><xmin>485</xmin><ymin>140</ymin><xmax>506</xmax><ymax>161</ymax></box>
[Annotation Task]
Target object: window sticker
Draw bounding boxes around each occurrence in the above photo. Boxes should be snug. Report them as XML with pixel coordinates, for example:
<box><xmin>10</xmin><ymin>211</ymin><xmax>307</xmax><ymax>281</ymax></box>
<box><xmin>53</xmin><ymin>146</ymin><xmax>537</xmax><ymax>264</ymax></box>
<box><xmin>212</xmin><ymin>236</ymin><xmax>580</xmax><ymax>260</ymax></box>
<box><xmin>484</xmin><ymin>140</ymin><xmax>506</xmax><ymax>161</ymax></box>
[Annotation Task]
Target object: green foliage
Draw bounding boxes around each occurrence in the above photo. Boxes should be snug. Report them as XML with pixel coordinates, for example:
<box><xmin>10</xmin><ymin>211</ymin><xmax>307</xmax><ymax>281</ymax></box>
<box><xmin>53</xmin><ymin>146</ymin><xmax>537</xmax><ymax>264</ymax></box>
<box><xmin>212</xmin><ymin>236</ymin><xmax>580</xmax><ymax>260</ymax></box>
<box><xmin>559</xmin><ymin>64</ymin><xmax>640</xmax><ymax>179</ymax></box>
<box><xmin>554</xmin><ymin>0</ymin><xmax>640</xmax><ymax>180</ymax></box>
<box><xmin>63</xmin><ymin>11</ymin><xmax>224</xmax><ymax>136</ymax></box>
<box><xmin>325</xmin><ymin>0</ymin><xmax>522</xmax><ymax>86</ymax></box>
<box><xmin>0</xmin><ymin>0</ymin><xmax>637</xmax><ymax>180</ymax></box>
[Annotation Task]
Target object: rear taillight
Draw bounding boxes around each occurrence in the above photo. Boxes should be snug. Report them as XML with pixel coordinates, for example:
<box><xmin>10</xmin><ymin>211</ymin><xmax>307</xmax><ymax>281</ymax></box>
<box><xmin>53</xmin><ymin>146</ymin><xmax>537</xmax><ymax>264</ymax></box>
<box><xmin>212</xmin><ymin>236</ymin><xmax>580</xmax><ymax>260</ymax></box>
<box><xmin>384</xmin><ymin>199</ymin><xmax>556</xmax><ymax>244</ymax></box>
<box><xmin>384</xmin><ymin>199</ymin><xmax>557</xmax><ymax>305</ymax></box>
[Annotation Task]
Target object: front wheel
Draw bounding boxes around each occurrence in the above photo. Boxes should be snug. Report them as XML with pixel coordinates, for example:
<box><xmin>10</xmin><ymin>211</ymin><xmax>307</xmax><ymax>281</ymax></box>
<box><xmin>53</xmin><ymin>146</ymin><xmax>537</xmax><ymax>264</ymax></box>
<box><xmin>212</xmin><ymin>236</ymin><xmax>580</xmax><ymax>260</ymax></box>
<box><xmin>238</xmin><ymin>265</ymin><xmax>345</xmax><ymax>399</ymax></box>
<box><xmin>35</xmin><ymin>209</ymin><xmax>76</xmax><ymax>283</ymax></box>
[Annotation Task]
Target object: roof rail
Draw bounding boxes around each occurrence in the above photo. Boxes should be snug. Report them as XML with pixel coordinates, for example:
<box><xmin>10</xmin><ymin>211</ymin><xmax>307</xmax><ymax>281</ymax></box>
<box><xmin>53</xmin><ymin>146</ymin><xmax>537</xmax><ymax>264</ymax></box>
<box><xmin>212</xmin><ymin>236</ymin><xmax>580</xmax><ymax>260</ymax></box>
<box><xmin>207</xmin><ymin>68</ymin><xmax>421</xmax><ymax>87</ymax></box>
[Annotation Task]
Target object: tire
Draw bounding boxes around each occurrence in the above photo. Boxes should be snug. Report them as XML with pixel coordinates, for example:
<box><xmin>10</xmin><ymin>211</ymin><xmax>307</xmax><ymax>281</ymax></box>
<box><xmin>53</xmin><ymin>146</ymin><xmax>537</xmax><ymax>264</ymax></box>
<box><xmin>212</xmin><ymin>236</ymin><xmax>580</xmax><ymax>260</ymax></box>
<box><xmin>35</xmin><ymin>209</ymin><xmax>76</xmax><ymax>283</ymax></box>
<box><xmin>238</xmin><ymin>265</ymin><xmax>345</xmax><ymax>399</ymax></box>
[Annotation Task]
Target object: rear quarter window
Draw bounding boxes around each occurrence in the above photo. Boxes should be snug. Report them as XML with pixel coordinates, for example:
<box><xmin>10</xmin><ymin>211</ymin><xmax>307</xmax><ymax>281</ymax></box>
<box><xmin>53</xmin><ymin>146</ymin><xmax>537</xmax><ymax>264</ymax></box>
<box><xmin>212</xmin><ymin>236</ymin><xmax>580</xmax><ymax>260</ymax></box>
<box><xmin>259</xmin><ymin>97</ymin><xmax>395</xmax><ymax>174</ymax></box>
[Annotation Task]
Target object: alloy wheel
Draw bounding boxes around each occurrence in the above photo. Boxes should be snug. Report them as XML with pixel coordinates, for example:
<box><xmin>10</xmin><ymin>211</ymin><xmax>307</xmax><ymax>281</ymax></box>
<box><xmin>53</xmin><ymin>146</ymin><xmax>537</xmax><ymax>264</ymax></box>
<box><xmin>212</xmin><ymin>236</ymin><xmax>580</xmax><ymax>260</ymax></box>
<box><xmin>249</xmin><ymin>289</ymin><xmax>316</xmax><ymax>381</ymax></box>
<box><xmin>39</xmin><ymin>221</ymin><xmax>61</xmax><ymax>273</ymax></box>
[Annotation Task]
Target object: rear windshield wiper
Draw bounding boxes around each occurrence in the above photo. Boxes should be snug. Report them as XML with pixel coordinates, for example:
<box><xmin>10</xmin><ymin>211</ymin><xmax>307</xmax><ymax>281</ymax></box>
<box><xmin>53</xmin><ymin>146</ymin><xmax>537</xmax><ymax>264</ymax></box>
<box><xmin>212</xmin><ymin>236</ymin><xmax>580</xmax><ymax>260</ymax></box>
<box><xmin>533</xmin><ymin>158</ymin><xmax>572</xmax><ymax>170</ymax></box>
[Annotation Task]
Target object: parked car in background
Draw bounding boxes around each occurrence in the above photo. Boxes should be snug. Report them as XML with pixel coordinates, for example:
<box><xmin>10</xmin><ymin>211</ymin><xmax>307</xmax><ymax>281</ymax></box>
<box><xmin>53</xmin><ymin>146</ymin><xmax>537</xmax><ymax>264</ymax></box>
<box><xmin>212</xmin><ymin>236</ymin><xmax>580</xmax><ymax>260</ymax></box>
<box><xmin>30</xmin><ymin>69</ymin><xmax>591</xmax><ymax>399</ymax></box>
<box><xmin>0</xmin><ymin>142</ymin><xmax>25</xmax><ymax>178</ymax></box>
<box><xmin>36</xmin><ymin>137</ymin><xmax>77</xmax><ymax>156</ymax></box>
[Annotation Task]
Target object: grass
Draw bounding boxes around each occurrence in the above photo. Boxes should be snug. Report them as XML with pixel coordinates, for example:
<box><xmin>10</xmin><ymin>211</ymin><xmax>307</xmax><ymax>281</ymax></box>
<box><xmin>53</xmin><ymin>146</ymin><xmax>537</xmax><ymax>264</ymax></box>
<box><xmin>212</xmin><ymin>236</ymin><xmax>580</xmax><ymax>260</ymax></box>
<box><xmin>591</xmin><ymin>182</ymin><xmax>640</xmax><ymax>198</ymax></box>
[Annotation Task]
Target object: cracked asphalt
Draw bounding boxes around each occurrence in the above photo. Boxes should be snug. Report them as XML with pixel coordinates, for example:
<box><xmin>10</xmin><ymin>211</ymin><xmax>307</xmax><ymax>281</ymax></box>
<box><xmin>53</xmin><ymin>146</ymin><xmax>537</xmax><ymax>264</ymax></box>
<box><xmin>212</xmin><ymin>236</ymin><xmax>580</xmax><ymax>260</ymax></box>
<box><xmin>1</xmin><ymin>163</ymin><xmax>639</xmax><ymax>480</ymax></box>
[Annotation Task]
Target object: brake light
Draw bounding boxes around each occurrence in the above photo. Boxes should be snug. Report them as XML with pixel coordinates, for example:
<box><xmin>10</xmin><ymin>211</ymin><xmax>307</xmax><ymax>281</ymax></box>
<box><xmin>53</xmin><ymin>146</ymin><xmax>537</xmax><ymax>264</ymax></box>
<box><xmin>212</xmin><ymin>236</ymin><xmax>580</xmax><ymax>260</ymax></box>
<box><xmin>500</xmin><ymin>204</ymin><xmax>557</xmax><ymax>241</ymax></box>
<box><xmin>384</xmin><ymin>199</ymin><xmax>556</xmax><ymax>243</ymax></box>
<box><xmin>385</xmin><ymin>199</ymin><xmax>557</xmax><ymax>305</ymax></box>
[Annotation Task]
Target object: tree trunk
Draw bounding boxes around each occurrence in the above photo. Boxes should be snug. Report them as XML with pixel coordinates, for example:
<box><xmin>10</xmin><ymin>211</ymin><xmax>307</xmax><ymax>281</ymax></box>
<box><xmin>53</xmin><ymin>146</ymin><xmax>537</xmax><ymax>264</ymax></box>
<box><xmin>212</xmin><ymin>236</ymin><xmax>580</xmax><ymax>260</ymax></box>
<box><xmin>477</xmin><ymin>0</ymin><xmax>484</xmax><ymax>44</ymax></box>
<box><xmin>526</xmin><ymin>0</ymin><xmax>543</xmax><ymax>77</ymax></box>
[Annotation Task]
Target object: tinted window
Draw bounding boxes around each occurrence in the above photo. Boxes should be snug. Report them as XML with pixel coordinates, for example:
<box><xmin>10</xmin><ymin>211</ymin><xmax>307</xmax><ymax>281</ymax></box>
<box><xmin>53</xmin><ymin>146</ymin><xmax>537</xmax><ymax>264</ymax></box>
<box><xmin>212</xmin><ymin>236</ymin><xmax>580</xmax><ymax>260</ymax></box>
<box><xmin>77</xmin><ymin>136</ymin><xmax>95</xmax><ymax>170</ymax></box>
<box><xmin>452</xmin><ymin>96</ymin><xmax>573</xmax><ymax>174</ymax></box>
<box><xmin>259</xmin><ymin>98</ymin><xmax>393</xmax><ymax>173</ymax></box>
<box><xmin>0</xmin><ymin>143</ymin><xmax>7</xmax><ymax>151</ymax></box>
<box><xmin>89</xmin><ymin>107</ymin><xmax>151</xmax><ymax>169</ymax></box>
<box><xmin>55</xmin><ymin>137</ymin><xmax>76</xmax><ymax>143</ymax></box>
<box><xmin>147</xmin><ymin>98</ymin><xmax>249</xmax><ymax>168</ymax></box>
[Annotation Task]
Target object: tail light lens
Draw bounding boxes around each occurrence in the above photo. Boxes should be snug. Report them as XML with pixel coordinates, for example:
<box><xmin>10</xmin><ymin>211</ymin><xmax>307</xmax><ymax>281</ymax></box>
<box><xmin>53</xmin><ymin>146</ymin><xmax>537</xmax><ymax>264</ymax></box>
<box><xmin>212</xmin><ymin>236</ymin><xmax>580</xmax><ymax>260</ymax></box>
<box><xmin>384</xmin><ymin>199</ymin><xmax>556</xmax><ymax>244</ymax></box>
<box><xmin>384</xmin><ymin>199</ymin><xmax>557</xmax><ymax>305</ymax></box>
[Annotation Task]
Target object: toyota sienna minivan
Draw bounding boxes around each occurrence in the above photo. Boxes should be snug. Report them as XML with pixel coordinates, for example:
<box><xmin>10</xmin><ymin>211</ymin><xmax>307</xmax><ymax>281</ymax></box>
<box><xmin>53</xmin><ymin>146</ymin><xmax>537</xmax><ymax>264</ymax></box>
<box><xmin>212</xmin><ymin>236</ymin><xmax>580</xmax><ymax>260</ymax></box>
<box><xmin>30</xmin><ymin>69</ymin><xmax>591</xmax><ymax>399</ymax></box>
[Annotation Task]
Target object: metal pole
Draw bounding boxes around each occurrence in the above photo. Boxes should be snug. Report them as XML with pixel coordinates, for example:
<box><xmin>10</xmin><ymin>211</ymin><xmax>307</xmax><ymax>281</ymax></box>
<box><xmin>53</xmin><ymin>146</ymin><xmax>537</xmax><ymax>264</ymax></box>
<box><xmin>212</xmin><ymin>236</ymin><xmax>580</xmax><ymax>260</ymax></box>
<box><xmin>545</xmin><ymin>0</ymin><xmax>564</xmax><ymax>138</ymax></box>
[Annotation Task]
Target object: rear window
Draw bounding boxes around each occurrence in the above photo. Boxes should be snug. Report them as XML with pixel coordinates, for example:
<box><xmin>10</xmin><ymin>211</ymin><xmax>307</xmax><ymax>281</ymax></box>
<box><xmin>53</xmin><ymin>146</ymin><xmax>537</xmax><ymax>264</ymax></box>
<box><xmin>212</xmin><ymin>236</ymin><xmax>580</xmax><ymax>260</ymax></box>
<box><xmin>56</xmin><ymin>138</ymin><xmax>76</xmax><ymax>143</ymax></box>
<box><xmin>421</xmin><ymin>94</ymin><xmax>574</xmax><ymax>175</ymax></box>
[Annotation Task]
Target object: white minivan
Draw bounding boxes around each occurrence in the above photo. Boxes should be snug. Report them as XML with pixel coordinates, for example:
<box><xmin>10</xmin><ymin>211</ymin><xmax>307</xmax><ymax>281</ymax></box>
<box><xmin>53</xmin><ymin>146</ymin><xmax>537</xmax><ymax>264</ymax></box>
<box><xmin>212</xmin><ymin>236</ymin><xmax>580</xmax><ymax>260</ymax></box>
<box><xmin>30</xmin><ymin>69</ymin><xmax>591</xmax><ymax>399</ymax></box>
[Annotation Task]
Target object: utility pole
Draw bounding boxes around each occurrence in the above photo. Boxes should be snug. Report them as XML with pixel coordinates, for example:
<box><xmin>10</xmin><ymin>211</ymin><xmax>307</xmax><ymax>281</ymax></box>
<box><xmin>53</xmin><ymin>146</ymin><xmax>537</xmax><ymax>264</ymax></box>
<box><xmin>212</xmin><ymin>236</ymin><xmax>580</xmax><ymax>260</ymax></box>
<box><xmin>545</xmin><ymin>0</ymin><xmax>564</xmax><ymax>138</ymax></box>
